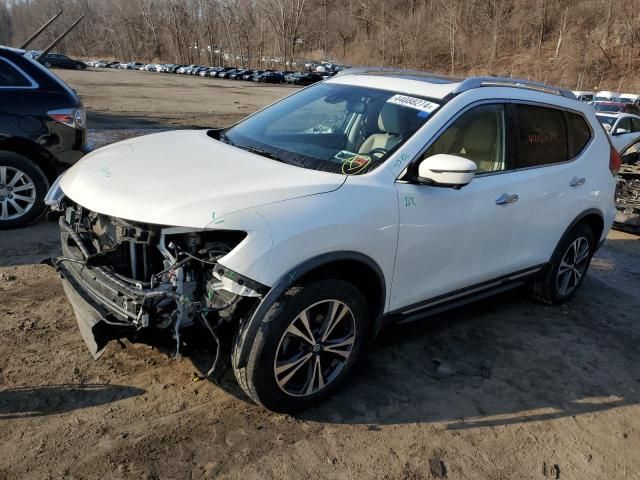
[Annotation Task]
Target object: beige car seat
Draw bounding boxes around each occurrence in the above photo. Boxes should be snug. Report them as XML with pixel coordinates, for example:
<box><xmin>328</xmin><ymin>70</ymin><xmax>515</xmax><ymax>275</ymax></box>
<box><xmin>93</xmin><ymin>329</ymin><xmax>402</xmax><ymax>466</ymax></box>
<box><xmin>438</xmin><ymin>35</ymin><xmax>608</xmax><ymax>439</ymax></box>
<box><xmin>458</xmin><ymin>115</ymin><xmax>499</xmax><ymax>172</ymax></box>
<box><xmin>359</xmin><ymin>104</ymin><xmax>406</xmax><ymax>155</ymax></box>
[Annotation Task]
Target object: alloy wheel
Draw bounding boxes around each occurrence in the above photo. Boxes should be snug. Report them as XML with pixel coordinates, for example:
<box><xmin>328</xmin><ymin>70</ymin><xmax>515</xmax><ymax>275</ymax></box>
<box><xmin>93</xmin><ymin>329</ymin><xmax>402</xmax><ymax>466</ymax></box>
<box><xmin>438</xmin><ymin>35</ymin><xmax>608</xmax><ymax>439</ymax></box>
<box><xmin>274</xmin><ymin>299</ymin><xmax>356</xmax><ymax>397</ymax></box>
<box><xmin>556</xmin><ymin>236</ymin><xmax>590</xmax><ymax>295</ymax></box>
<box><xmin>0</xmin><ymin>166</ymin><xmax>37</xmax><ymax>221</ymax></box>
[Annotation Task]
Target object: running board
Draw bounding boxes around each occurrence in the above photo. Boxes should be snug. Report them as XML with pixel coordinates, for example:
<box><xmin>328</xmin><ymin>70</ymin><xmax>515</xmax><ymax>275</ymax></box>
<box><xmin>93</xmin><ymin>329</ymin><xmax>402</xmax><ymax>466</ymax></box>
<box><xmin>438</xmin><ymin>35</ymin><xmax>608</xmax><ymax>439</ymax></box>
<box><xmin>386</xmin><ymin>265</ymin><xmax>545</xmax><ymax>324</ymax></box>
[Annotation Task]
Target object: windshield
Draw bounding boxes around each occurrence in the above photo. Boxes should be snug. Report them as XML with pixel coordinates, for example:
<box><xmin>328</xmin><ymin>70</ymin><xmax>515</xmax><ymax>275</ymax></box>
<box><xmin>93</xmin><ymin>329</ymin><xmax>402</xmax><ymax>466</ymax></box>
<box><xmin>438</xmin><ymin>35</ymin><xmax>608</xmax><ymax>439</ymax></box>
<box><xmin>616</xmin><ymin>97</ymin><xmax>633</xmax><ymax>104</ymax></box>
<box><xmin>223</xmin><ymin>83</ymin><xmax>440</xmax><ymax>175</ymax></box>
<box><xmin>596</xmin><ymin>114</ymin><xmax>616</xmax><ymax>131</ymax></box>
<box><xmin>593</xmin><ymin>103</ymin><xmax>623</xmax><ymax>113</ymax></box>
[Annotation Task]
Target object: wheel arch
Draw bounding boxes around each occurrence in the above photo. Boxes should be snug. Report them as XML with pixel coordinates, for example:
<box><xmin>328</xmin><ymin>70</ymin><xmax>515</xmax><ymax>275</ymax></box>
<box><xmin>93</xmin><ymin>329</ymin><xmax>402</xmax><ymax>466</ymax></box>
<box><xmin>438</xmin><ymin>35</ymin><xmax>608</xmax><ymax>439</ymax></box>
<box><xmin>577</xmin><ymin>211</ymin><xmax>605</xmax><ymax>246</ymax></box>
<box><xmin>551</xmin><ymin>208</ymin><xmax>605</xmax><ymax>261</ymax></box>
<box><xmin>234</xmin><ymin>251</ymin><xmax>387</xmax><ymax>369</ymax></box>
<box><xmin>0</xmin><ymin>136</ymin><xmax>58</xmax><ymax>183</ymax></box>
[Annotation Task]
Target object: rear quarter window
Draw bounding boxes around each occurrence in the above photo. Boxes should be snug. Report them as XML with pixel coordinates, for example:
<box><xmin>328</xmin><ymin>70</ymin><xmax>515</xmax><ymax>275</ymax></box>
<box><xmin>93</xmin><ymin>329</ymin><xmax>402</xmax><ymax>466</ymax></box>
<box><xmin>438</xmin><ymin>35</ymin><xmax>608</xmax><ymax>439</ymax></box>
<box><xmin>0</xmin><ymin>59</ymin><xmax>32</xmax><ymax>87</ymax></box>
<box><xmin>567</xmin><ymin>112</ymin><xmax>592</xmax><ymax>156</ymax></box>
<box><xmin>514</xmin><ymin>104</ymin><xmax>568</xmax><ymax>168</ymax></box>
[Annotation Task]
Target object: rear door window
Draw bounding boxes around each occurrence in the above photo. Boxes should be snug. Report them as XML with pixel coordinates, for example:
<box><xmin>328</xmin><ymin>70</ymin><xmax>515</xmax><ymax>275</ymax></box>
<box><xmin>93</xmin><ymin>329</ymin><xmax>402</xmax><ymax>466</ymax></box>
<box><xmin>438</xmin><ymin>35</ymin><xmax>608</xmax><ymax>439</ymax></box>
<box><xmin>0</xmin><ymin>59</ymin><xmax>32</xmax><ymax>87</ymax></box>
<box><xmin>514</xmin><ymin>104</ymin><xmax>568</xmax><ymax>168</ymax></box>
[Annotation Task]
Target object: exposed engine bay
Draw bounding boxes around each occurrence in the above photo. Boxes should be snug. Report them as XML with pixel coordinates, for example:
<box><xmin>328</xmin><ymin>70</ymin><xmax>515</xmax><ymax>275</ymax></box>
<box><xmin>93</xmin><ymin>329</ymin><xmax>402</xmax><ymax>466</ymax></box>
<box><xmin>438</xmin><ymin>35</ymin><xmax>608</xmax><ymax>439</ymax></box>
<box><xmin>52</xmin><ymin>201</ymin><xmax>265</xmax><ymax>374</ymax></box>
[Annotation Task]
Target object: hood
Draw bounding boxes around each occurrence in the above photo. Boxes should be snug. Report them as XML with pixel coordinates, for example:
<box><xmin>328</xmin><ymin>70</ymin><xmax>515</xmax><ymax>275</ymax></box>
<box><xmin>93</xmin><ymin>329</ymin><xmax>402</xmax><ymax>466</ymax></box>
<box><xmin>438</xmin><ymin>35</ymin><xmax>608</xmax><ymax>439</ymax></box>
<box><xmin>60</xmin><ymin>130</ymin><xmax>346</xmax><ymax>228</ymax></box>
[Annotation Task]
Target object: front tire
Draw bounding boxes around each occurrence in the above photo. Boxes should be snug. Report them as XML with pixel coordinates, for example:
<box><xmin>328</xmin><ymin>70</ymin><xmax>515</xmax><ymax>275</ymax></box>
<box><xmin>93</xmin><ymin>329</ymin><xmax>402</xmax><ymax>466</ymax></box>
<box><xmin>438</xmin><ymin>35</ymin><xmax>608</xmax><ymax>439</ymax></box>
<box><xmin>532</xmin><ymin>223</ymin><xmax>595</xmax><ymax>304</ymax></box>
<box><xmin>232</xmin><ymin>279</ymin><xmax>368</xmax><ymax>412</ymax></box>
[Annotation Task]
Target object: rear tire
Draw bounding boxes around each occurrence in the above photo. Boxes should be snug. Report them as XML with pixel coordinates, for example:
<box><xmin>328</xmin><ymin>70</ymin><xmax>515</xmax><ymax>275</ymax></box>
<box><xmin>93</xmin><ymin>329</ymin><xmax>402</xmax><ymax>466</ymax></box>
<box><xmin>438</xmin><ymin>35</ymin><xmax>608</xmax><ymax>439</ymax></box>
<box><xmin>232</xmin><ymin>279</ymin><xmax>368</xmax><ymax>413</ymax></box>
<box><xmin>0</xmin><ymin>151</ymin><xmax>49</xmax><ymax>230</ymax></box>
<box><xmin>532</xmin><ymin>223</ymin><xmax>595</xmax><ymax>304</ymax></box>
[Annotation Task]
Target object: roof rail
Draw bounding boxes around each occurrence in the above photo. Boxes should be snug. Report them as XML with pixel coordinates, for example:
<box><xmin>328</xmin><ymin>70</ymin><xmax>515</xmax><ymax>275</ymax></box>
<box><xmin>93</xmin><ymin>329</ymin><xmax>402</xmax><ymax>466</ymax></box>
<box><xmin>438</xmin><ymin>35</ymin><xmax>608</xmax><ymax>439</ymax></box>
<box><xmin>451</xmin><ymin>77</ymin><xmax>576</xmax><ymax>99</ymax></box>
<box><xmin>334</xmin><ymin>67</ymin><xmax>463</xmax><ymax>84</ymax></box>
<box><xmin>335</xmin><ymin>69</ymin><xmax>576</xmax><ymax>99</ymax></box>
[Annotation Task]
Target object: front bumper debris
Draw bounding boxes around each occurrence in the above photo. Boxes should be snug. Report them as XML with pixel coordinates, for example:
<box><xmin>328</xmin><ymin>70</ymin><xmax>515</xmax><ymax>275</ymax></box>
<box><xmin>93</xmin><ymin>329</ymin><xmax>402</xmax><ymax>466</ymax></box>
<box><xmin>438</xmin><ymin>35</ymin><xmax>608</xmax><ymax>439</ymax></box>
<box><xmin>60</xmin><ymin>273</ymin><xmax>121</xmax><ymax>359</ymax></box>
<box><xmin>52</xmin><ymin>204</ymin><xmax>265</xmax><ymax>360</ymax></box>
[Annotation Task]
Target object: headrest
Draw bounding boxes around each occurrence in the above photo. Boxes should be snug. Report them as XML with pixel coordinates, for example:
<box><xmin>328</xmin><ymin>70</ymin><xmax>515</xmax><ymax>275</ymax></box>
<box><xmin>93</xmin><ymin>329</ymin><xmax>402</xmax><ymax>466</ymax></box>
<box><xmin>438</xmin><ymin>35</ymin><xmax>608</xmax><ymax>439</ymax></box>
<box><xmin>378</xmin><ymin>104</ymin><xmax>405</xmax><ymax>135</ymax></box>
<box><xmin>463</xmin><ymin>116</ymin><xmax>496</xmax><ymax>152</ymax></box>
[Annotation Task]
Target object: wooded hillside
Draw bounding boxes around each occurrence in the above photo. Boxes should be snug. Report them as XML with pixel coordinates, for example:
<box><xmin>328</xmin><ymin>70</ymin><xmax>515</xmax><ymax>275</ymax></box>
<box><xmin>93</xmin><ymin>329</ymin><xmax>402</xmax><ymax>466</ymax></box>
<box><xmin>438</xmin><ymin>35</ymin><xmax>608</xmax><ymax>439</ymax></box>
<box><xmin>2</xmin><ymin>0</ymin><xmax>639</xmax><ymax>92</ymax></box>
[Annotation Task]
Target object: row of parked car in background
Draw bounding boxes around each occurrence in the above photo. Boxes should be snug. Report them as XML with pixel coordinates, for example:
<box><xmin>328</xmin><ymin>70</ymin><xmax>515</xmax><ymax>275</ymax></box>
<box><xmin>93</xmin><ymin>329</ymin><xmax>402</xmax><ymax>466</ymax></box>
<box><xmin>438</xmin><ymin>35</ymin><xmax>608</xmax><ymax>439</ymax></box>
<box><xmin>83</xmin><ymin>59</ymin><xmax>344</xmax><ymax>85</ymax></box>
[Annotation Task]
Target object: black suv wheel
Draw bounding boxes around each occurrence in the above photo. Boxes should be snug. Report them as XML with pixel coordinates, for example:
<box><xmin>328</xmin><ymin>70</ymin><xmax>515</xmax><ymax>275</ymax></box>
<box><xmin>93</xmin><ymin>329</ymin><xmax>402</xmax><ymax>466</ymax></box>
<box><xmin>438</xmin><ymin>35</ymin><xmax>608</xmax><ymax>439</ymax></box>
<box><xmin>0</xmin><ymin>151</ymin><xmax>49</xmax><ymax>230</ymax></box>
<box><xmin>232</xmin><ymin>279</ymin><xmax>368</xmax><ymax>413</ymax></box>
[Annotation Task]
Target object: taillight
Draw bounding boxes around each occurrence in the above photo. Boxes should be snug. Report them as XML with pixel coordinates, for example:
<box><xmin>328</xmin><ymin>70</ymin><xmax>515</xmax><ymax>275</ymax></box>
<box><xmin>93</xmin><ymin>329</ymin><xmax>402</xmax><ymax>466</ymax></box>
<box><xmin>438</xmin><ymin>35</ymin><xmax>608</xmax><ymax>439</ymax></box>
<box><xmin>609</xmin><ymin>146</ymin><xmax>622</xmax><ymax>175</ymax></box>
<box><xmin>47</xmin><ymin>107</ymin><xmax>85</xmax><ymax>129</ymax></box>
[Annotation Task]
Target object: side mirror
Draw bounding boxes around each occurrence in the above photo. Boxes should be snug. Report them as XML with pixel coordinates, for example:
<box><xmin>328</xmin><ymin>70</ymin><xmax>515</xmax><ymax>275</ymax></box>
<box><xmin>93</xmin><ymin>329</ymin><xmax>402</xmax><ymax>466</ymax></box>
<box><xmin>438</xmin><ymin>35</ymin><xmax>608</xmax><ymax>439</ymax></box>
<box><xmin>417</xmin><ymin>154</ymin><xmax>477</xmax><ymax>188</ymax></box>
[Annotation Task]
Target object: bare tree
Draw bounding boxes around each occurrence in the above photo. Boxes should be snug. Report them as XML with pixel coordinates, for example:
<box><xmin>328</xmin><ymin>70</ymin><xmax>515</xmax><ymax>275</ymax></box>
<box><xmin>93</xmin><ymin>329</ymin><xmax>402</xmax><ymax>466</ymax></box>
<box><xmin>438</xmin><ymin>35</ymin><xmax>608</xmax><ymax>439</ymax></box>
<box><xmin>262</xmin><ymin>0</ymin><xmax>307</xmax><ymax>66</ymax></box>
<box><xmin>436</xmin><ymin>1</ymin><xmax>460</xmax><ymax>73</ymax></box>
<box><xmin>482</xmin><ymin>0</ymin><xmax>513</xmax><ymax>64</ymax></box>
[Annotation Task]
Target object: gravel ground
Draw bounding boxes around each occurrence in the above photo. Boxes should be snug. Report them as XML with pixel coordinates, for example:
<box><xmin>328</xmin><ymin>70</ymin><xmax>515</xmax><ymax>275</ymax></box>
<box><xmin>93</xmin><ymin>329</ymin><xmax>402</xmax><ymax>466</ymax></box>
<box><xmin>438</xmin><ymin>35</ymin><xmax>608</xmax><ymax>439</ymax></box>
<box><xmin>0</xmin><ymin>68</ymin><xmax>639</xmax><ymax>480</ymax></box>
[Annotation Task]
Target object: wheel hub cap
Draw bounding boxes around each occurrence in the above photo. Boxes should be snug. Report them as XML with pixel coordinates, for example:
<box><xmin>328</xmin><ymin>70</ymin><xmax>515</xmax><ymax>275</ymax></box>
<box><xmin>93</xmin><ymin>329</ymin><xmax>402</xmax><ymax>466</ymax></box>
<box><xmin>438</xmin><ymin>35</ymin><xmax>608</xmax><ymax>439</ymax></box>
<box><xmin>556</xmin><ymin>236</ymin><xmax>590</xmax><ymax>295</ymax></box>
<box><xmin>0</xmin><ymin>166</ymin><xmax>37</xmax><ymax>221</ymax></box>
<box><xmin>274</xmin><ymin>299</ymin><xmax>356</xmax><ymax>397</ymax></box>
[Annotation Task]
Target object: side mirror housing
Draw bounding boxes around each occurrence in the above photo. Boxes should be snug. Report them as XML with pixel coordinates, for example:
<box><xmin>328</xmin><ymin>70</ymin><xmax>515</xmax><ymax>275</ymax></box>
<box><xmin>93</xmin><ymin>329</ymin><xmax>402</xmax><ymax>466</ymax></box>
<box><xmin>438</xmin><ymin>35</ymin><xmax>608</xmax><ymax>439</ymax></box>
<box><xmin>417</xmin><ymin>154</ymin><xmax>477</xmax><ymax>188</ymax></box>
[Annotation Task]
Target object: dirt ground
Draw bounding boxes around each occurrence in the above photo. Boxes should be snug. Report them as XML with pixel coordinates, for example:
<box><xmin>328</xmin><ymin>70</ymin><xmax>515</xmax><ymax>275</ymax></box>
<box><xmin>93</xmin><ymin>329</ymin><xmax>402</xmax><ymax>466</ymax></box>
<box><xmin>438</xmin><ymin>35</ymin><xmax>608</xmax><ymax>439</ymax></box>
<box><xmin>1</xmin><ymin>69</ymin><xmax>640</xmax><ymax>480</ymax></box>
<box><xmin>69</xmin><ymin>68</ymin><xmax>296</xmax><ymax>132</ymax></box>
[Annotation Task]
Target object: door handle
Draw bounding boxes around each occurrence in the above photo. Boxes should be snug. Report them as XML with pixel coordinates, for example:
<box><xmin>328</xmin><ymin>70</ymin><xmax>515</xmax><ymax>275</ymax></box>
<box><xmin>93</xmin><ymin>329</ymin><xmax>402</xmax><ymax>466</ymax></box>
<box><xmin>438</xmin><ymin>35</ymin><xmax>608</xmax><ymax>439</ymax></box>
<box><xmin>569</xmin><ymin>177</ymin><xmax>586</xmax><ymax>187</ymax></box>
<box><xmin>496</xmin><ymin>193</ymin><xmax>519</xmax><ymax>205</ymax></box>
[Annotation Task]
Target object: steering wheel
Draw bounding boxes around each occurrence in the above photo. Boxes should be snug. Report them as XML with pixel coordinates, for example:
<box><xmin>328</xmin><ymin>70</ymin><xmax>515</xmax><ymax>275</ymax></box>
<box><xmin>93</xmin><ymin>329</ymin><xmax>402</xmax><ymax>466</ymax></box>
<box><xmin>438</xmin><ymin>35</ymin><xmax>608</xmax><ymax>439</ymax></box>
<box><xmin>368</xmin><ymin>147</ymin><xmax>389</xmax><ymax>158</ymax></box>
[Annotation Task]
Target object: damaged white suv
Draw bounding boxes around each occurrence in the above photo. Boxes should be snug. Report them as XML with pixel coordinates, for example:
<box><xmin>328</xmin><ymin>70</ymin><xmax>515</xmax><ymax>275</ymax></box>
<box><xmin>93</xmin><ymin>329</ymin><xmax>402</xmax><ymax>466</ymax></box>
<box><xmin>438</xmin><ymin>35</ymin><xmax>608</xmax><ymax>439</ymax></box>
<box><xmin>47</xmin><ymin>69</ymin><xmax>619</xmax><ymax>412</ymax></box>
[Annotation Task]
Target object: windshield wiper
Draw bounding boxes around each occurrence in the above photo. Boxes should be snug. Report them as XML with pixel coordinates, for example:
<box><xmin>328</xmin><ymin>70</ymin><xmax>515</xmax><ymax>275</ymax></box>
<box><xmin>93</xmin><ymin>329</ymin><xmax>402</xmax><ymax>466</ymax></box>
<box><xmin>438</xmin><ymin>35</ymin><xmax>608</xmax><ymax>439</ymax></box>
<box><xmin>234</xmin><ymin>144</ymin><xmax>288</xmax><ymax>164</ymax></box>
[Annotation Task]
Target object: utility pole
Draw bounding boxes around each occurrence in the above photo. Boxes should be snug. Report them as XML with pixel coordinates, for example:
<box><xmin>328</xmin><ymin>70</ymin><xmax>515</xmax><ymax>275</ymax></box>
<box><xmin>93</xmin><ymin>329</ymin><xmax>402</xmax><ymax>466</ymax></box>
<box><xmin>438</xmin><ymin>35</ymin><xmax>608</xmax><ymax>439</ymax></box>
<box><xmin>20</xmin><ymin>10</ymin><xmax>63</xmax><ymax>49</ymax></box>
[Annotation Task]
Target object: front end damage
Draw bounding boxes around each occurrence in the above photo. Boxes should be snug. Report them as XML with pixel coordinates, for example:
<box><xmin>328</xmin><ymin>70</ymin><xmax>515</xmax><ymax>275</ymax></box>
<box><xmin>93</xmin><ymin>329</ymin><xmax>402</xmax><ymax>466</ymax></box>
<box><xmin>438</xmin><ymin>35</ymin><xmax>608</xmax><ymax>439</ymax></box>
<box><xmin>52</xmin><ymin>200</ymin><xmax>266</xmax><ymax>371</ymax></box>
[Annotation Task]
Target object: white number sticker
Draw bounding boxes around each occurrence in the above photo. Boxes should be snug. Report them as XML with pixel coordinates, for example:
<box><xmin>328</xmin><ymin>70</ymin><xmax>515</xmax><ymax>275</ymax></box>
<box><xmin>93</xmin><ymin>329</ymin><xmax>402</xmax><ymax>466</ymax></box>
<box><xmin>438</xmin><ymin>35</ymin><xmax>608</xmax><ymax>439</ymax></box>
<box><xmin>386</xmin><ymin>94</ymin><xmax>439</xmax><ymax>114</ymax></box>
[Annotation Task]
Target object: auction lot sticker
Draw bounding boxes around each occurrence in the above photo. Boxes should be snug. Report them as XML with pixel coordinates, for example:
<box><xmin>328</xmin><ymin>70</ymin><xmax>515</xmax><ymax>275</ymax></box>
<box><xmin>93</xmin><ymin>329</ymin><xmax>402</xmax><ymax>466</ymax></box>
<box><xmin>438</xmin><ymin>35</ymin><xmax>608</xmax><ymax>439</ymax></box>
<box><xmin>334</xmin><ymin>150</ymin><xmax>371</xmax><ymax>175</ymax></box>
<box><xmin>387</xmin><ymin>94</ymin><xmax>439</xmax><ymax>114</ymax></box>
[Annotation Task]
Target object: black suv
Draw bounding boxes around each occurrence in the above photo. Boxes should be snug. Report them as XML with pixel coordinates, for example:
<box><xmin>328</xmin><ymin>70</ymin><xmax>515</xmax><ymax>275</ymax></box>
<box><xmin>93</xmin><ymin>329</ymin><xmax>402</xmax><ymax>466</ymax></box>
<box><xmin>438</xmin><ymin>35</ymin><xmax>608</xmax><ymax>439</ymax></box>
<box><xmin>0</xmin><ymin>46</ymin><xmax>89</xmax><ymax>229</ymax></box>
<box><xmin>40</xmin><ymin>52</ymin><xmax>86</xmax><ymax>70</ymax></box>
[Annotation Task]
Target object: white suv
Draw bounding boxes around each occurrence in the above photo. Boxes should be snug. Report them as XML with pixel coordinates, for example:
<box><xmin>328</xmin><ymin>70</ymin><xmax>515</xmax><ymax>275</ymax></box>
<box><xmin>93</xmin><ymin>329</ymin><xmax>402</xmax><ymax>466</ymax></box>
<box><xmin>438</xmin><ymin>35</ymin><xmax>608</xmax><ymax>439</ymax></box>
<box><xmin>47</xmin><ymin>70</ymin><xmax>620</xmax><ymax>412</ymax></box>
